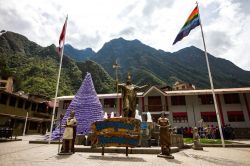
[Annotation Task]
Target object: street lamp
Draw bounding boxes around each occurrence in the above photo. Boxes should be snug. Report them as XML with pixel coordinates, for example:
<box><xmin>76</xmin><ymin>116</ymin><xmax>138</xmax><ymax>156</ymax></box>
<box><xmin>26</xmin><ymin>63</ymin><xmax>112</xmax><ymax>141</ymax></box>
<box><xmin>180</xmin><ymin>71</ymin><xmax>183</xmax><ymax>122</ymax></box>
<box><xmin>113</xmin><ymin>60</ymin><xmax>120</xmax><ymax>115</ymax></box>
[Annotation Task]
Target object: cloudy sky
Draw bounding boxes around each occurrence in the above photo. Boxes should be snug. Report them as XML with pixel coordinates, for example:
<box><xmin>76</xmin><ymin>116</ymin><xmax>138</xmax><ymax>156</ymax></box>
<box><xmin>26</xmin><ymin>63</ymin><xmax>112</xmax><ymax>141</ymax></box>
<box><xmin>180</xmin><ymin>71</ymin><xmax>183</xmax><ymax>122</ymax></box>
<box><xmin>0</xmin><ymin>0</ymin><xmax>249</xmax><ymax>70</ymax></box>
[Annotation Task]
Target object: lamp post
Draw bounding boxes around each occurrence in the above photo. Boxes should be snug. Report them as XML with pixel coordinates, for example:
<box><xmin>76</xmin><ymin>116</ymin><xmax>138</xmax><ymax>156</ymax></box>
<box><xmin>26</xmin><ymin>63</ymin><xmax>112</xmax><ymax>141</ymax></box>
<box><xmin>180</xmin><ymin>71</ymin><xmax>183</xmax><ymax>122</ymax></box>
<box><xmin>58</xmin><ymin>114</ymin><xmax>64</xmax><ymax>154</ymax></box>
<box><xmin>23</xmin><ymin>111</ymin><xmax>28</xmax><ymax>136</ymax></box>
<box><xmin>113</xmin><ymin>60</ymin><xmax>120</xmax><ymax>115</ymax></box>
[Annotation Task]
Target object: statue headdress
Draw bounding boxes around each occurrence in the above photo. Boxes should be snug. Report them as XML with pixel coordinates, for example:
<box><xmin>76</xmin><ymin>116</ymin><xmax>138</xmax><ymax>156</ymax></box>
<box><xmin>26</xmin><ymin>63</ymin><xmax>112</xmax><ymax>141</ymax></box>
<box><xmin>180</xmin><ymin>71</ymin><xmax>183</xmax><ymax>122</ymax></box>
<box><xmin>127</xmin><ymin>72</ymin><xmax>132</xmax><ymax>82</ymax></box>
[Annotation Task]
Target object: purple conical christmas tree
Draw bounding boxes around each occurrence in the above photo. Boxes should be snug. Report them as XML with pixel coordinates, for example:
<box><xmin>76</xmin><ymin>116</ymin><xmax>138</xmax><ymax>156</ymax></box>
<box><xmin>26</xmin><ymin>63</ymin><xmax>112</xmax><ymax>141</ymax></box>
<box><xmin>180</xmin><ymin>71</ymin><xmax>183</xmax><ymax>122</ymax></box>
<box><xmin>51</xmin><ymin>72</ymin><xmax>104</xmax><ymax>140</ymax></box>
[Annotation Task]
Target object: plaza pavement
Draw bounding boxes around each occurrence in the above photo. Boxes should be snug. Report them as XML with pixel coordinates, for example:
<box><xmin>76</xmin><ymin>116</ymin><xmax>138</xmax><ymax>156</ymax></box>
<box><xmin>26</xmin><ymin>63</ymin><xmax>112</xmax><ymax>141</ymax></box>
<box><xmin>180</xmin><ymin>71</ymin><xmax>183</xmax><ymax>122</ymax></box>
<box><xmin>0</xmin><ymin>135</ymin><xmax>250</xmax><ymax>166</ymax></box>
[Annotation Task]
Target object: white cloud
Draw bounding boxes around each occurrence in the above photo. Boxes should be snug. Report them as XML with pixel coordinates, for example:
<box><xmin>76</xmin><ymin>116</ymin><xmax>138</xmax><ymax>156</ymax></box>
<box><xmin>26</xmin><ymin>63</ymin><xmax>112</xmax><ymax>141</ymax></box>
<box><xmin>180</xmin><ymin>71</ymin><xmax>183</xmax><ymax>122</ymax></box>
<box><xmin>0</xmin><ymin>0</ymin><xmax>249</xmax><ymax>70</ymax></box>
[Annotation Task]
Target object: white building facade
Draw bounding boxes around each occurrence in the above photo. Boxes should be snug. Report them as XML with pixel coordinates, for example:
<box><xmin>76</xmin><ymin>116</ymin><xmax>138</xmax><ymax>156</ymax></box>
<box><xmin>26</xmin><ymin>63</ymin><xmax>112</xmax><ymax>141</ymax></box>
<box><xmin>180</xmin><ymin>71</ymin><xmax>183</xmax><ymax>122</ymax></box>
<box><xmin>56</xmin><ymin>87</ymin><xmax>250</xmax><ymax>129</ymax></box>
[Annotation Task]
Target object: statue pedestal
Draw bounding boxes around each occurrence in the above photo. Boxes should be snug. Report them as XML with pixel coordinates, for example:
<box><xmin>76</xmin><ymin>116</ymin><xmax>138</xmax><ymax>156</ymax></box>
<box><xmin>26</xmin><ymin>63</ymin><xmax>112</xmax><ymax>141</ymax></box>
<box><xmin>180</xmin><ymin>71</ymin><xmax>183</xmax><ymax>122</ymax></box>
<box><xmin>157</xmin><ymin>154</ymin><xmax>174</xmax><ymax>159</ymax></box>
<box><xmin>192</xmin><ymin>146</ymin><xmax>203</xmax><ymax>150</ymax></box>
<box><xmin>192</xmin><ymin>127</ymin><xmax>203</xmax><ymax>150</ymax></box>
<box><xmin>192</xmin><ymin>140</ymin><xmax>203</xmax><ymax>150</ymax></box>
<box><xmin>58</xmin><ymin>152</ymin><xmax>73</xmax><ymax>155</ymax></box>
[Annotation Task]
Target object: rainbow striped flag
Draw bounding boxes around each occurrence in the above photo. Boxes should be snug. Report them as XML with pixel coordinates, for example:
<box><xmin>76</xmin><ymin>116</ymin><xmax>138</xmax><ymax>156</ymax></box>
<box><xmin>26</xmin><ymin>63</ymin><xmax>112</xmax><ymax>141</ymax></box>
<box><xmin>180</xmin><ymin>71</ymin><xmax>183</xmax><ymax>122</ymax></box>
<box><xmin>173</xmin><ymin>5</ymin><xmax>200</xmax><ymax>45</ymax></box>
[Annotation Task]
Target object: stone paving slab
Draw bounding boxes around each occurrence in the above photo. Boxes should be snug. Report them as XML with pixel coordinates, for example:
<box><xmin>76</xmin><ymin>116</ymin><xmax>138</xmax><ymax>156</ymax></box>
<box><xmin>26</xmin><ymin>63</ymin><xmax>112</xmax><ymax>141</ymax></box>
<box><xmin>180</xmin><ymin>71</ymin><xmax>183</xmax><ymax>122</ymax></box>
<box><xmin>3</xmin><ymin>135</ymin><xmax>249</xmax><ymax>166</ymax></box>
<box><xmin>202</xmin><ymin>144</ymin><xmax>250</xmax><ymax>147</ymax></box>
<box><xmin>28</xmin><ymin>142</ymin><xmax>179</xmax><ymax>154</ymax></box>
<box><xmin>29</xmin><ymin>139</ymin><xmax>250</xmax><ymax>148</ymax></box>
<box><xmin>1</xmin><ymin>141</ymin><xmax>250</xmax><ymax>166</ymax></box>
<box><xmin>229</xmin><ymin>139</ymin><xmax>250</xmax><ymax>144</ymax></box>
<box><xmin>0</xmin><ymin>138</ymin><xmax>22</xmax><ymax>143</ymax></box>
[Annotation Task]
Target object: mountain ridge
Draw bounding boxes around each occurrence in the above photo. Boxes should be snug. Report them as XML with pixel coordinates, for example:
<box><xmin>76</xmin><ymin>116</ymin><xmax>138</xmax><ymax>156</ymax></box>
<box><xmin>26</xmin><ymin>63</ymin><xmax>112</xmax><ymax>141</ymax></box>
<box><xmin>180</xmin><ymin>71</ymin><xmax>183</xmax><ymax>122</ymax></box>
<box><xmin>1</xmin><ymin>31</ymin><xmax>250</xmax><ymax>99</ymax></box>
<box><xmin>64</xmin><ymin>44</ymin><xmax>95</xmax><ymax>61</ymax></box>
<box><xmin>90</xmin><ymin>38</ymin><xmax>250</xmax><ymax>88</ymax></box>
<box><xmin>0</xmin><ymin>31</ymin><xmax>115</xmax><ymax>97</ymax></box>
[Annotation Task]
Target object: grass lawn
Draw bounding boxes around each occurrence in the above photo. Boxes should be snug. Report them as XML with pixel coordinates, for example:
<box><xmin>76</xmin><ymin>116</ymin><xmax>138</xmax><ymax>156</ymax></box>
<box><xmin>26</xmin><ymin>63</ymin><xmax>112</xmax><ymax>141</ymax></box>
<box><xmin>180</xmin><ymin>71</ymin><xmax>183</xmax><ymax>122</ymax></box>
<box><xmin>183</xmin><ymin>138</ymin><xmax>232</xmax><ymax>144</ymax></box>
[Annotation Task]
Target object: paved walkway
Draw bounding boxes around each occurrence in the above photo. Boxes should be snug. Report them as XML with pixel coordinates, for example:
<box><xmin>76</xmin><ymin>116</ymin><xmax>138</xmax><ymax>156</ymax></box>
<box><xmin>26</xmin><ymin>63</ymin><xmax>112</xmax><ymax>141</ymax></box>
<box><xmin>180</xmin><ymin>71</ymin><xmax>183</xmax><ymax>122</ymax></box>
<box><xmin>0</xmin><ymin>135</ymin><xmax>250</xmax><ymax>166</ymax></box>
<box><xmin>229</xmin><ymin>139</ymin><xmax>250</xmax><ymax>144</ymax></box>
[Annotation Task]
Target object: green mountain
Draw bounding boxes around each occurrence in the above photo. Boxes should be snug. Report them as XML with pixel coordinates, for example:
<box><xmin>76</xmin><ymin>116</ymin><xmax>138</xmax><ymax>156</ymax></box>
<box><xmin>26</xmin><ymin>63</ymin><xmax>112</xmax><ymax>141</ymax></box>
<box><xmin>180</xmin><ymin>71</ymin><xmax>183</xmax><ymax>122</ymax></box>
<box><xmin>64</xmin><ymin>44</ymin><xmax>95</xmax><ymax>61</ymax></box>
<box><xmin>1</xmin><ymin>31</ymin><xmax>249</xmax><ymax>99</ymax></box>
<box><xmin>90</xmin><ymin>38</ymin><xmax>250</xmax><ymax>88</ymax></box>
<box><xmin>171</xmin><ymin>46</ymin><xmax>250</xmax><ymax>88</ymax></box>
<box><xmin>0</xmin><ymin>31</ymin><xmax>114</xmax><ymax>97</ymax></box>
<box><xmin>76</xmin><ymin>60</ymin><xmax>115</xmax><ymax>93</ymax></box>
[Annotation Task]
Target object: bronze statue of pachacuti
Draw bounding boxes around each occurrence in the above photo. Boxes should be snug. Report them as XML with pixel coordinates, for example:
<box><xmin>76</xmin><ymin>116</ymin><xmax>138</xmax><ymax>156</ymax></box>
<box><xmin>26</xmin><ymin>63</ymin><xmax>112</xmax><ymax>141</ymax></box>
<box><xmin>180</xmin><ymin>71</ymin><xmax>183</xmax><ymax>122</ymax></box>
<box><xmin>118</xmin><ymin>72</ymin><xmax>147</xmax><ymax>118</ymax></box>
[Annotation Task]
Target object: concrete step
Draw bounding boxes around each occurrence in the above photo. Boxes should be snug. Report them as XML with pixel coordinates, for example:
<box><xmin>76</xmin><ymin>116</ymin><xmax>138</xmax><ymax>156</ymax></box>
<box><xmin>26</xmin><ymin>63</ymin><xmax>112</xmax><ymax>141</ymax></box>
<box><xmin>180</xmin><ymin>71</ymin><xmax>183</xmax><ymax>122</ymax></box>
<box><xmin>75</xmin><ymin>146</ymin><xmax>180</xmax><ymax>154</ymax></box>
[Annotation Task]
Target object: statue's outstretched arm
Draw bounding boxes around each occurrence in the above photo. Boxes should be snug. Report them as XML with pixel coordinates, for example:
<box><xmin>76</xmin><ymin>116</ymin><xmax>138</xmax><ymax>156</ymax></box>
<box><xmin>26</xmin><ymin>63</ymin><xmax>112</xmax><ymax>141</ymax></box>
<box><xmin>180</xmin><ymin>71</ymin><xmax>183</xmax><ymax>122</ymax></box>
<box><xmin>135</xmin><ymin>84</ymin><xmax>148</xmax><ymax>90</ymax></box>
<box><xmin>117</xmin><ymin>83</ymin><xmax>126</xmax><ymax>88</ymax></box>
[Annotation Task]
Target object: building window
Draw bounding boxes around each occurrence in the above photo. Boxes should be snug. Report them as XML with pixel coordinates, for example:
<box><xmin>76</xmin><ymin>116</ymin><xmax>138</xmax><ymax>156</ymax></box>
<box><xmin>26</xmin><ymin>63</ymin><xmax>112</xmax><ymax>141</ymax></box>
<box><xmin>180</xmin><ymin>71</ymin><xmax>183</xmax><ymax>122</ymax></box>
<box><xmin>171</xmin><ymin>96</ymin><xmax>186</xmax><ymax>105</ymax></box>
<box><xmin>199</xmin><ymin>95</ymin><xmax>214</xmax><ymax>105</ymax></box>
<box><xmin>31</xmin><ymin>103</ymin><xmax>37</xmax><ymax>111</ymax></box>
<box><xmin>173</xmin><ymin>112</ymin><xmax>188</xmax><ymax>123</ymax></box>
<box><xmin>9</xmin><ymin>96</ymin><xmax>16</xmax><ymax>107</ymax></box>
<box><xmin>17</xmin><ymin>98</ymin><xmax>24</xmax><ymax>108</ymax></box>
<box><xmin>63</xmin><ymin>100</ymin><xmax>71</xmax><ymax>109</ymax></box>
<box><xmin>29</xmin><ymin>122</ymin><xmax>38</xmax><ymax>130</ymax></box>
<box><xmin>0</xmin><ymin>93</ymin><xmax>8</xmax><ymax>105</ymax></box>
<box><xmin>148</xmin><ymin>96</ymin><xmax>162</xmax><ymax>112</ymax></box>
<box><xmin>227</xmin><ymin>111</ymin><xmax>245</xmax><ymax>122</ymax></box>
<box><xmin>55</xmin><ymin>108</ymin><xmax>58</xmax><ymax>118</ymax></box>
<box><xmin>25</xmin><ymin>101</ymin><xmax>31</xmax><ymax>110</ymax></box>
<box><xmin>200</xmin><ymin>112</ymin><xmax>217</xmax><ymax>122</ymax></box>
<box><xmin>48</xmin><ymin>107</ymin><xmax>53</xmax><ymax>115</ymax></box>
<box><xmin>0</xmin><ymin>82</ymin><xmax>6</xmax><ymax>88</ymax></box>
<box><xmin>223</xmin><ymin>93</ymin><xmax>240</xmax><ymax>104</ymax></box>
<box><xmin>104</xmin><ymin>98</ymin><xmax>116</xmax><ymax>108</ymax></box>
<box><xmin>37</xmin><ymin>103</ymin><xmax>47</xmax><ymax>113</ymax></box>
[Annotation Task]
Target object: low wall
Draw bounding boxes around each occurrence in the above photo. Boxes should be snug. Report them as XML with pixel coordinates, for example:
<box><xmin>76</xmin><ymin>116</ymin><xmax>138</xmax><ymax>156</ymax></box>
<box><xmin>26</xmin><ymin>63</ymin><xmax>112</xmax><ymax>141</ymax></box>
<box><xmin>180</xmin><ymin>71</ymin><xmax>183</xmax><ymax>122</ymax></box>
<box><xmin>234</xmin><ymin>128</ymin><xmax>250</xmax><ymax>138</ymax></box>
<box><xmin>150</xmin><ymin>132</ymin><xmax>184</xmax><ymax>148</ymax></box>
<box><xmin>171</xmin><ymin>134</ymin><xmax>184</xmax><ymax>148</ymax></box>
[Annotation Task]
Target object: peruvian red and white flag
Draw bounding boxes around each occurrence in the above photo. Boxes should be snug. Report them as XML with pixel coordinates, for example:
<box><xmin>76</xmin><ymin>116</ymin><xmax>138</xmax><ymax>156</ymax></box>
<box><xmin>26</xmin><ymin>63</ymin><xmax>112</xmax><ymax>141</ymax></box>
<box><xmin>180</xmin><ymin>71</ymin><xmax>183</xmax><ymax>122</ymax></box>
<box><xmin>58</xmin><ymin>16</ymin><xmax>68</xmax><ymax>53</ymax></box>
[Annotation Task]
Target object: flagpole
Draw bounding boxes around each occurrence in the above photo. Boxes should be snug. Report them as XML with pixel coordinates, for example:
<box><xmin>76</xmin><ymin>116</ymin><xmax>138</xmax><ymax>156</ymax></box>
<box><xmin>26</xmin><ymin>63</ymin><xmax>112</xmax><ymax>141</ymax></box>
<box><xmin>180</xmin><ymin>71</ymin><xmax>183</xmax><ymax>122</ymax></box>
<box><xmin>49</xmin><ymin>16</ymin><xmax>68</xmax><ymax>144</ymax></box>
<box><xmin>197</xmin><ymin>3</ymin><xmax>225</xmax><ymax>147</ymax></box>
